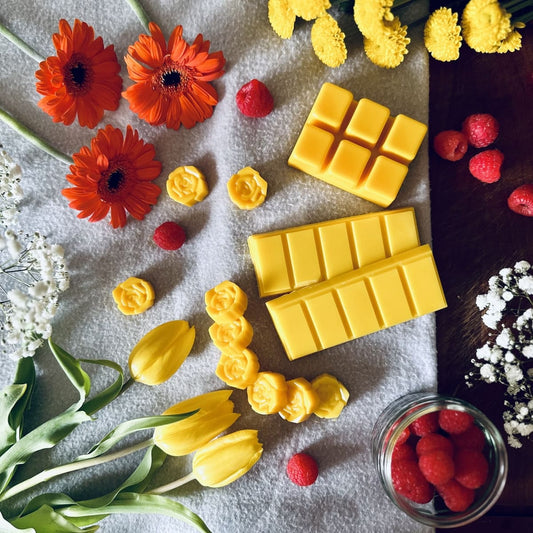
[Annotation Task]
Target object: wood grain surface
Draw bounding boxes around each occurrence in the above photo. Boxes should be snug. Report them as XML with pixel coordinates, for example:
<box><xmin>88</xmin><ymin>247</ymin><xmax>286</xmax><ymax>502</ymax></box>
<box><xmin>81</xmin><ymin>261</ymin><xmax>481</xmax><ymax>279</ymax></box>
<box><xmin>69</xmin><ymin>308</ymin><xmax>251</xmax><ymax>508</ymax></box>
<box><xmin>429</xmin><ymin>17</ymin><xmax>533</xmax><ymax>531</ymax></box>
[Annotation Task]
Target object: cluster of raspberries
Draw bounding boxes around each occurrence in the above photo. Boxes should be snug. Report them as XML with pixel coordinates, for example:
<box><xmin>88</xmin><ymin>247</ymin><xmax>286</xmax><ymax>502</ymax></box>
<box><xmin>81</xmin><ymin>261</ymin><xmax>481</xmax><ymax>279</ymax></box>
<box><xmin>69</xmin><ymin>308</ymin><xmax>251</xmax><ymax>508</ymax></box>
<box><xmin>391</xmin><ymin>408</ymin><xmax>489</xmax><ymax>513</ymax></box>
<box><xmin>433</xmin><ymin>113</ymin><xmax>503</xmax><ymax>184</ymax></box>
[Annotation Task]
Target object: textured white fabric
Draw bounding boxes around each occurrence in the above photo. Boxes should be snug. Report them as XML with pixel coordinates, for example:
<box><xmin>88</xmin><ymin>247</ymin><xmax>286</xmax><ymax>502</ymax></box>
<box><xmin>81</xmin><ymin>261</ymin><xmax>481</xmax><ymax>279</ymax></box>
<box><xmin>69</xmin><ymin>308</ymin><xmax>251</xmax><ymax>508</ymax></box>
<box><xmin>0</xmin><ymin>1</ymin><xmax>434</xmax><ymax>532</ymax></box>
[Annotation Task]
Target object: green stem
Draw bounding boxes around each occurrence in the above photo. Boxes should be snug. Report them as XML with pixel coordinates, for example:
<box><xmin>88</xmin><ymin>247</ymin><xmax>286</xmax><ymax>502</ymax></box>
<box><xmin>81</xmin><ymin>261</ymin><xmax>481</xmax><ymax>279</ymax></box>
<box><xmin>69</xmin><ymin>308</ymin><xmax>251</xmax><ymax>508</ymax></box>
<box><xmin>125</xmin><ymin>0</ymin><xmax>151</xmax><ymax>32</ymax></box>
<box><xmin>0</xmin><ymin>438</ymin><xmax>154</xmax><ymax>503</ymax></box>
<box><xmin>0</xmin><ymin>107</ymin><xmax>73</xmax><ymax>166</ymax></box>
<box><xmin>503</xmin><ymin>0</ymin><xmax>533</xmax><ymax>11</ymax></box>
<box><xmin>147</xmin><ymin>471</ymin><xmax>196</xmax><ymax>494</ymax></box>
<box><xmin>513</xmin><ymin>11</ymin><xmax>533</xmax><ymax>23</ymax></box>
<box><xmin>0</xmin><ymin>21</ymin><xmax>44</xmax><ymax>63</ymax></box>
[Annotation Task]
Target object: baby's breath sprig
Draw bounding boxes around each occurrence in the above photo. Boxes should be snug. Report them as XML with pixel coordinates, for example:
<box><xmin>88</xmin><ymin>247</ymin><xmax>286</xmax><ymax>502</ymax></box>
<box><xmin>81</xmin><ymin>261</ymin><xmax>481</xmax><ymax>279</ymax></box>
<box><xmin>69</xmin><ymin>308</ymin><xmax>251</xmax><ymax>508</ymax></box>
<box><xmin>0</xmin><ymin>149</ymin><xmax>23</xmax><ymax>227</ymax></box>
<box><xmin>466</xmin><ymin>260</ymin><xmax>533</xmax><ymax>448</ymax></box>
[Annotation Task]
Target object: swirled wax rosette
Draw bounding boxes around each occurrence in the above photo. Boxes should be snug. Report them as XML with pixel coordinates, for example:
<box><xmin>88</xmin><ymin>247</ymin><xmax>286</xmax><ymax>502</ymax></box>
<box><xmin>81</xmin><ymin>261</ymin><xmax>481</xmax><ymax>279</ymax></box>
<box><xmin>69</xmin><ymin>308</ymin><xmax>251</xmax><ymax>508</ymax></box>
<box><xmin>167</xmin><ymin>165</ymin><xmax>209</xmax><ymax>207</ymax></box>
<box><xmin>227</xmin><ymin>167</ymin><xmax>268</xmax><ymax>210</ymax></box>
<box><xmin>205</xmin><ymin>280</ymin><xmax>248</xmax><ymax>323</ymax></box>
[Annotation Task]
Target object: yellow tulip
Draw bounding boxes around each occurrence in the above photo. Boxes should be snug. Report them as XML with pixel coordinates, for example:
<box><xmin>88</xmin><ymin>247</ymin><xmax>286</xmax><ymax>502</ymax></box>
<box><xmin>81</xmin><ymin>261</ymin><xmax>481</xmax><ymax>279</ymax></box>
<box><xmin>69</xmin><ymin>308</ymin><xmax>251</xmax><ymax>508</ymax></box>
<box><xmin>192</xmin><ymin>429</ymin><xmax>263</xmax><ymax>487</ymax></box>
<box><xmin>128</xmin><ymin>320</ymin><xmax>195</xmax><ymax>385</ymax></box>
<box><xmin>153</xmin><ymin>390</ymin><xmax>240</xmax><ymax>456</ymax></box>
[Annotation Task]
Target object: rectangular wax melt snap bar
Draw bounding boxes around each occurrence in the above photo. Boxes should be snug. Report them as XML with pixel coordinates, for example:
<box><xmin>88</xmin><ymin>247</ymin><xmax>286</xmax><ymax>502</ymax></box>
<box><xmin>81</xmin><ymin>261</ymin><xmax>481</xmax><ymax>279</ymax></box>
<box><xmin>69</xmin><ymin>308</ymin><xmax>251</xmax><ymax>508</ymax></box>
<box><xmin>266</xmin><ymin>244</ymin><xmax>446</xmax><ymax>360</ymax></box>
<box><xmin>288</xmin><ymin>82</ymin><xmax>427</xmax><ymax>207</ymax></box>
<box><xmin>248</xmin><ymin>207</ymin><xmax>419</xmax><ymax>297</ymax></box>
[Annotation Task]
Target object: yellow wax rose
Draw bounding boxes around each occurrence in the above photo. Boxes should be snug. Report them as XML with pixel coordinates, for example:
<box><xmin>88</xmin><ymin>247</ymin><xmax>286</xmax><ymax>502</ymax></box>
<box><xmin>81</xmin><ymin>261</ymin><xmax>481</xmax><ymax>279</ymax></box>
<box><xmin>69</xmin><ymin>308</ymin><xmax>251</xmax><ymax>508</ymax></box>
<box><xmin>311</xmin><ymin>373</ymin><xmax>349</xmax><ymax>418</ymax></box>
<box><xmin>192</xmin><ymin>429</ymin><xmax>263</xmax><ymax>488</ymax></box>
<box><xmin>166</xmin><ymin>165</ymin><xmax>209</xmax><ymax>206</ymax></box>
<box><xmin>208</xmin><ymin>316</ymin><xmax>253</xmax><ymax>355</ymax></box>
<box><xmin>205</xmin><ymin>280</ymin><xmax>248</xmax><ymax>323</ymax></box>
<box><xmin>227</xmin><ymin>167</ymin><xmax>268</xmax><ymax>210</ymax></box>
<box><xmin>215</xmin><ymin>349</ymin><xmax>260</xmax><ymax>389</ymax></box>
<box><xmin>247</xmin><ymin>371</ymin><xmax>287</xmax><ymax>414</ymax></box>
<box><xmin>112</xmin><ymin>276</ymin><xmax>154</xmax><ymax>315</ymax></box>
<box><xmin>279</xmin><ymin>377</ymin><xmax>320</xmax><ymax>423</ymax></box>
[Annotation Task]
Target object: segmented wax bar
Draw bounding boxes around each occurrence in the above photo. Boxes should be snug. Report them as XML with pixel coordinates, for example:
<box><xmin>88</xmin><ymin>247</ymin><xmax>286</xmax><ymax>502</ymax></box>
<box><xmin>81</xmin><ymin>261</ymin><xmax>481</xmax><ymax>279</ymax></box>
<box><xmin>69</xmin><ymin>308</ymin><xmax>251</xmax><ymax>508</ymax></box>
<box><xmin>288</xmin><ymin>83</ymin><xmax>427</xmax><ymax>207</ymax></box>
<box><xmin>248</xmin><ymin>207</ymin><xmax>419</xmax><ymax>297</ymax></box>
<box><xmin>266</xmin><ymin>245</ymin><xmax>446</xmax><ymax>360</ymax></box>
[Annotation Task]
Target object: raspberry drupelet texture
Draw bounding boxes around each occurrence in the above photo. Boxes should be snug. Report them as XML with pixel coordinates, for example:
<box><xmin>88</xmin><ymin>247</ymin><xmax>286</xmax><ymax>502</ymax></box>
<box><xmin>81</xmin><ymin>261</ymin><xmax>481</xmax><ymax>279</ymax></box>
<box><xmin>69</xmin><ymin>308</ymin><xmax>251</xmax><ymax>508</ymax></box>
<box><xmin>438</xmin><ymin>409</ymin><xmax>474</xmax><ymax>435</ymax></box>
<box><xmin>462</xmin><ymin>113</ymin><xmax>499</xmax><ymax>148</ymax></box>
<box><xmin>287</xmin><ymin>453</ymin><xmax>319</xmax><ymax>486</ymax></box>
<box><xmin>508</xmin><ymin>184</ymin><xmax>533</xmax><ymax>217</ymax></box>
<box><xmin>236</xmin><ymin>79</ymin><xmax>274</xmax><ymax>118</ymax></box>
<box><xmin>153</xmin><ymin>221</ymin><xmax>187</xmax><ymax>250</ymax></box>
<box><xmin>410</xmin><ymin>412</ymin><xmax>439</xmax><ymax>437</ymax></box>
<box><xmin>468</xmin><ymin>149</ymin><xmax>504</xmax><ymax>183</ymax></box>
<box><xmin>433</xmin><ymin>130</ymin><xmax>469</xmax><ymax>161</ymax></box>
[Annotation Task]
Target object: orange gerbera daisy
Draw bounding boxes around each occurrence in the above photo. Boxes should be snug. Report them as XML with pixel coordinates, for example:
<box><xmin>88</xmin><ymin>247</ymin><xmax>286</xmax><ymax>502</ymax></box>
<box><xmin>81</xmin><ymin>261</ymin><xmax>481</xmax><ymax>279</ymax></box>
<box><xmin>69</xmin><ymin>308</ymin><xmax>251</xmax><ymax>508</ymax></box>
<box><xmin>35</xmin><ymin>19</ymin><xmax>122</xmax><ymax>129</ymax></box>
<box><xmin>62</xmin><ymin>125</ymin><xmax>162</xmax><ymax>228</ymax></box>
<box><xmin>123</xmin><ymin>23</ymin><xmax>225</xmax><ymax>129</ymax></box>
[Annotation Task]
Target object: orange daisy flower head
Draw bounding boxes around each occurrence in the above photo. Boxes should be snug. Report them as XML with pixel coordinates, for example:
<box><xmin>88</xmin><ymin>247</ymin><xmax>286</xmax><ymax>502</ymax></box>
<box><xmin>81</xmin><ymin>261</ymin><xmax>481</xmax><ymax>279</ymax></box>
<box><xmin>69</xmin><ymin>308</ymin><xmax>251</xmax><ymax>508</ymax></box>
<box><xmin>123</xmin><ymin>23</ymin><xmax>226</xmax><ymax>130</ymax></box>
<box><xmin>62</xmin><ymin>125</ymin><xmax>162</xmax><ymax>229</ymax></box>
<box><xmin>35</xmin><ymin>19</ymin><xmax>122</xmax><ymax>129</ymax></box>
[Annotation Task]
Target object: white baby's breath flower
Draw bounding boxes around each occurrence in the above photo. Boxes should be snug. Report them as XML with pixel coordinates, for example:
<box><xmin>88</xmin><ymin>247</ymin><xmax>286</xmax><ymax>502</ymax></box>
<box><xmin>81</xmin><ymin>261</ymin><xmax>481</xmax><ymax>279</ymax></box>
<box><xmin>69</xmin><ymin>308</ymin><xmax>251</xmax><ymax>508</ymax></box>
<box><xmin>515</xmin><ymin>260</ymin><xmax>531</xmax><ymax>273</ymax></box>
<box><xmin>496</xmin><ymin>328</ymin><xmax>514</xmax><ymax>349</ymax></box>
<box><xmin>0</xmin><ymin>148</ymin><xmax>23</xmax><ymax>226</ymax></box>
<box><xmin>522</xmin><ymin>345</ymin><xmax>533</xmax><ymax>359</ymax></box>
<box><xmin>480</xmin><ymin>363</ymin><xmax>497</xmax><ymax>382</ymax></box>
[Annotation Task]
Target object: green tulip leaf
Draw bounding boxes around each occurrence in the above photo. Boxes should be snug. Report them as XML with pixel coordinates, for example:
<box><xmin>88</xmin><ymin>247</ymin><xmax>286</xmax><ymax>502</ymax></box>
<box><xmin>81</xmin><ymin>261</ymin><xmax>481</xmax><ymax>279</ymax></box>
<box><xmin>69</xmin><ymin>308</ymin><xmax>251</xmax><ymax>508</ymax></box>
<box><xmin>10</xmin><ymin>505</ymin><xmax>99</xmax><ymax>533</ymax></box>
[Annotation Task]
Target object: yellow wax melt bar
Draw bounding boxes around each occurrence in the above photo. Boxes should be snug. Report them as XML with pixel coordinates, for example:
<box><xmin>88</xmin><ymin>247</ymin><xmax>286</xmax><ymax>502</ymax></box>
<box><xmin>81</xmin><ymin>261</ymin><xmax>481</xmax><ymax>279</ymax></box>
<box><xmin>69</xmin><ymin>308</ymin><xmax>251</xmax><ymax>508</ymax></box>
<box><xmin>266</xmin><ymin>244</ymin><xmax>446</xmax><ymax>360</ymax></box>
<box><xmin>248</xmin><ymin>207</ymin><xmax>419</xmax><ymax>297</ymax></box>
<box><xmin>288</xmin><ymin>83</ymin><xmax>427</xmax><ymax>207</ymax></box>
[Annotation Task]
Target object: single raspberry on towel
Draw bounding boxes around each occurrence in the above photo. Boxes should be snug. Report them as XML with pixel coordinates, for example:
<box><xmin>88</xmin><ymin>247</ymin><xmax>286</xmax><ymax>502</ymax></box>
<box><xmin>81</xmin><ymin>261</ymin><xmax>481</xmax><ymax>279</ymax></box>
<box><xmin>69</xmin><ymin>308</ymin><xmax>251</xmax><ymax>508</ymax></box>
<box><xmin>416</xmin><ymin>433</ymin><xmax>454</xmax><ymax>457</ymax></box>
<box><xmin>410</xmin><ymin>412</ymin><xmax>439</xmax><ymax>437</ymax></box>
<box><xmin>451</xmin><ymin>424</ymin><xmax>486</xmax><ymax>451</ymax></box>
<box><xmin>153</xmin><ymin>221</ymin><xmax>187</xmax><ymax>250</ymax></box>
<box><xmin>462</xmin><ymin>113</ymin><xmax>499</xmax><ymax>148</ymax></box>
<box><xmin>508</xmin><ymin>184</ymin><xmax>533</xmax><ymax>217</ymax></box>
<box><xmin>287</xmin><ymin>453</ymin><xmax>319</xmax><ymax>486</ymax></box>
<box><xmin>418</xmin><ymin>449</ymin><xmax>455</xmax><ymax>485</ymax></box>
<box><xmin>468</xmin><ymin>149</ymin><xmax>504</xmax><ymax>183</ymax></box>
<box><xmin>392</xmin><ymin>442</ymin><xmax>417</xmax><ymax>463</ymax></box>
<box><xmin>438</xmin><ymin>409</ymin><xmax>474</xmax><ymax>435</ymax></box>
<box><xmin>454</xmin><ymin>449</ymin><xmax>489</xmax><ymax>489</ymax></box>
<box><xmin>433</xmin><ymin>130</ymin><xmax>469</xmax><ymax>161</ymax></box>
<box><xmin>236</xmin><ymin>79</ymin><xmax>274</xmax><ymax>118</ymax></box>
<box><xmin>391</xmin><ymin>459</ymin><xmax>434</xmax><ymax>504</ymax></box>
<box><xmin>436</xmin><ymin>479</ymin><xmax>476</xmax><ymax>512</ymax></box>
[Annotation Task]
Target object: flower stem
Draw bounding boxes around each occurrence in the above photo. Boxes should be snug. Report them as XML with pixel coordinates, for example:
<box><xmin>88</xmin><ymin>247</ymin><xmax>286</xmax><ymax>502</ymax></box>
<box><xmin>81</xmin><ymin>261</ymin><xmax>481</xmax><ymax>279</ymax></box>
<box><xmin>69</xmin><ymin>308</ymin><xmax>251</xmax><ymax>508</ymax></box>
<box><xmin>147</xmin><ymin>471</ymin><xmax>196</xmax><ymax>494</ymax></box>
<box><xmin>0</xmin><ymin>107</ymin><xmax>73</xmax><ymax>166</ymax></box>
<box><xmin>0</xmin><ymin>438</ymin><xmax>154</xmax><ymax>503</ymax></box>
<box><xmin>125</xmin><ymin>0</ymin><xmax>151</xmax><ymax>32</ymax></box>
<box><xmin>0</xmin><ymin>21</ymin><xmax>44</xmax><ymax>63</ymax></box>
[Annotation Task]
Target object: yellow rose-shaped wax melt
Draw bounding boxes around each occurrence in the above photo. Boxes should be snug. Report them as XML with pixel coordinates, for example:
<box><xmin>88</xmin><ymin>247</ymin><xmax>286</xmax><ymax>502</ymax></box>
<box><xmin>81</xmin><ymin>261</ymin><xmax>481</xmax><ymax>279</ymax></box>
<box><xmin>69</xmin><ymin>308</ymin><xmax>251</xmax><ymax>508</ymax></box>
<box><xmin>208</xmin><ymin>316</ymin><xmax>253</xmax><ymax>355</ymax></box>
<box><xmin>247</xmin><ymin>371</ymin><xmax>287</xmax><ymax>414</ymax></box>
<box><xmin>311</xmin><ymin>373</ymin><xmax>349</xmax><ymax>418</ymax></box>
<box><xmin>205</xmin><ymin>280</ymin><xmax>248</xmax><ymax>323</ymax></box>
<box><xmin>112</xmin><ymin>277</ymin><xmax>155</xmax><ymax>315</ymax></box>
<box><xmin>167</xmin><ymin>165</ymin><xmax>209</xmax><ymax>206</ymax></box>
<box><xmin>227</xmin><ymin>167</ymin><xmax>268</xmax><ymax>210</ymax></box>
<box><xmin>215</xmin><ymin>349</ymin><xmax>260</xmax><ymax>389</ymax></box>
<box><xmin>279</xmin><ymin>377</ymin><xmax>320</xmax><ymax>423</ymax></box>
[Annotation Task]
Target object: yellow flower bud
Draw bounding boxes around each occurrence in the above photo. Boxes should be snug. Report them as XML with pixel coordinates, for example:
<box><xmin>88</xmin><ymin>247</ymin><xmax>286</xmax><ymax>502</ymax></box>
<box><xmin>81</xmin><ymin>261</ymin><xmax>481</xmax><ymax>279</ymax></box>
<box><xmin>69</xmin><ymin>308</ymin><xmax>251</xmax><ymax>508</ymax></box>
<box><xmin>227</xmin><ymin>167</ymin><xmax>268</xmax><ymax>210</ymax></box>
<box><xmin>205</xmin><ymin>280</ymin><xmax>248</xmax><ymax>323</ymax></box>
<box><xmin>128</xmin><ymin>320</ymin><xmax>195</xmax><ymax>385</ymax></box>
<box><xmin>247</xmin><ymin>371</ymin><xmax>287</xmax><ymax>414</ymax></box>
<box><xmin>192</xmin><ymin>429</ymin><xmax>263</xmax><ymax>488</ymax></box>
<box><xmin>215</xmin><ymin>349</ymin><xmax>260</xmax><ymax>389</ymax></box>
<box><xmin>112</xmin><ymin>276</ymin><xmax>154</xmax><ymax>315</ymax></box>
<box><xmin>167</xmin><ymin>165</ymin><xmax>209</xmax><ymax>207</ymax></box>
<box><xmin>154</xmin><ymin>390</ymin><xmax>240</xmax><ymax>456</ymax></box>
<box><xmin>208</xmin><ymin>316</ymin><xmax>253</xmax><ymax>355</ymax></box>
<box><xmin>311</xmin><ymin>373</ymin><xmax>349</xmax><ymax>418</ymax></box>
<box><xmin>279</xmin><ymin>377</ymin><xmax>320</xmax><ymax>423</ymax></box>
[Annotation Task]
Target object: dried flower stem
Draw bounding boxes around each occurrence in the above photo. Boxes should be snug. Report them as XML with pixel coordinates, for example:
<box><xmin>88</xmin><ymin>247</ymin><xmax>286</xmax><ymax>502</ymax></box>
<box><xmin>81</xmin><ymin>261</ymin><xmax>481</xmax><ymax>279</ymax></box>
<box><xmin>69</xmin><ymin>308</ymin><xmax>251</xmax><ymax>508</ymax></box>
<box><xmin>125</xmin><ymin>0</ymin><xmax>151</xmax><ymax>32</ymax></box>
<box><xmin>148</xmin><ymin>472</ymin><xmax>196</xmax><ymax>495</ymax></box>
<box><xmin>0</xmin><ymin>21</ymin><xmax>44</xmax><ymax>63</ymax></box>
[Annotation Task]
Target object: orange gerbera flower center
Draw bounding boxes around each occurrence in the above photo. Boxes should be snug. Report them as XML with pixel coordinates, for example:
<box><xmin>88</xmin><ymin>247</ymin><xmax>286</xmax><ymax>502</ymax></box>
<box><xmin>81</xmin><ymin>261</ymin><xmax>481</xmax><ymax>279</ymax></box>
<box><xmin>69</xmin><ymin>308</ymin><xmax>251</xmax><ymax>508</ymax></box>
<box><xmin>153</xmin><ymin>58</ymin><xmax>190</xmax><ymax>95</ymax></box>
<box><xmin>63</xmin><ymin>53</ymin><xmax>93</xmax><ymax>95</ymax></box>
<box><xmin>98</xmin><ymin>160</ymin><xmax>134</xmax><ymax>202</ymax></box>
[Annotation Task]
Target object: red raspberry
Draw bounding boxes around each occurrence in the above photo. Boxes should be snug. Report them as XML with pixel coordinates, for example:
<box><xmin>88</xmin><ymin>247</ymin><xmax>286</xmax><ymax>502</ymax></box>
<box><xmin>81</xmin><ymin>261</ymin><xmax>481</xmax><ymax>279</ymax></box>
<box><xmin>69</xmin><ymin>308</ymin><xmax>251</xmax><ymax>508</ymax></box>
<box><xmin>416</xmin><ymin>433</ymin><xmax>454</xmax><ymax>457</ymax></box>
<box><xmin>468</xmin><ymin>149</ymin><xmax>504</xmax><ymax>183</ymax></box>
<box><xmin>236</xmin><ymin>79</ymin><xmax>274</xmax><ymax>118</ymax></box>
<box><xmin>391</xmin><ymin>459</ymin><xmax>434</xmax><ymax>504</ymax></box>
<box><xmin>462</xmin><ymin>113</ymin><xmax>499</xmax><ymax>148</ymax></box>
<box><xmin>454</xmin><ymin>449</ymin><xmax>489</xmax><ymax>489</ymax></box>
<box><xmin>153</xmin><ymin>221</ymin><xmax>187</xmax><ymax>250</ymax></box>
<box><xmin>418</xmin><ymin>449</ymin><xmax>455</xmax><ymax>485</ymax></box>
<box><xmin>410</xmin><ymin>412</ymin><xmax>439</xmax><ymax>437</ymax></box>
<box><xmin>438</xmin><ymin>409</ymin><xmax>474</xmax><ymax>435</ymax></box>
<box><xmin>392</xmin><ymin>442</ymin><xmax>417</xmax><ymax>463</ymax></box>
<box><xmin>433</xmin><ymin>130</ymin><xmax>468</xmax><ymax>161</ymax></box>
<box><xmin>436</xmin><ymin>479</ymin><xmax>476</xmax><ymax>512</ymax></box>
<box><xmin>287</xmin><ymin>453</ymin><xmax>319</xmax><ymax>486</ymax></box>
<box><xmin>508</xmin><ymin>184</ymin><xmax>533</xmax><ymax>217</ymax></box>
<box><xmin>451</xmin><ymin>425</ymin><xmax>486</xmax><ymax>451</ymax></box>
<box><xmin>396</xmin><ymin>426</ymin><xmax>411</xmax><ymax>445</ymax></box>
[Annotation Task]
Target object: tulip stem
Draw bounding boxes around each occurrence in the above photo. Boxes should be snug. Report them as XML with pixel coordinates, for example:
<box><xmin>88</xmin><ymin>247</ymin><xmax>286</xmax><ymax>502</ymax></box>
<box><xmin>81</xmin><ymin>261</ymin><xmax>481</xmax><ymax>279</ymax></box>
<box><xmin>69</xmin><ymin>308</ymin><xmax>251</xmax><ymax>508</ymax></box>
<box><xmin>0</xmin><ymin>438</ymin><xmax>154</xmax><ymax>503</ymax></box>
<box><xmin>124</xmin><ymin>0</ymin><xmax>151</xmax><ymax>32</ymax></box>
<box><xmin>148</xmin><ymin>471</ymin><xmax>197</xmax><ymax>495</ymax></box>
<box><xmin>0</xmin><ymin>21</ymin><xmax>44</xmax><ymax>62</ymax></box>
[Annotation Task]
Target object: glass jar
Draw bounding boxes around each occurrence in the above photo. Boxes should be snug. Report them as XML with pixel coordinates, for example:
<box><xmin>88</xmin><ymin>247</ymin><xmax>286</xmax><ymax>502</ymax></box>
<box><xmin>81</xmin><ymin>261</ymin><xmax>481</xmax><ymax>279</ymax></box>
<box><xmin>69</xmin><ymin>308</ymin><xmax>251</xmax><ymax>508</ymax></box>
<box><xmin>371</xmin><ymin>392</ymin><xmax>508</xmax><ymax>528</ymax></box>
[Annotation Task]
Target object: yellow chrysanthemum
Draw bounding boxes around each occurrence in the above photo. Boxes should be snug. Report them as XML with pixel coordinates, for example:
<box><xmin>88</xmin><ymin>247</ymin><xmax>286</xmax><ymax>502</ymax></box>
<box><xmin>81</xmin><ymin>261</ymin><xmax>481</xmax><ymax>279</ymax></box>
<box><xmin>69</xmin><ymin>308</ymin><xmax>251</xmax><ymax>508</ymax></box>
<box><xmin>363</xmin><ymin>17</ymin><xmax>410</xmax><ymax>68</ymax></box>
<box><xmin>424</xmin><ymin>7</ymin><xmax>462</xmax><ymax>62</ymax></box>
<box><xmin>461</xmin><ymin>0</ymin><xmax>513</xmax><ymax>53</ymax></box>
<box><xmin>268</xmin><ymin>0</ymin><xmax>296</xmax><ymax>39</ymax></box>
<box><xmin>497</xmin><ymin>29</ymin><xmax>522</xmax><ymax>52</ymax></box>
<box><xmin>288</xmin><ymin>0</ymin><xmax>331</xmax><ymax>21</ymax></box>
<box><xmin>354</xmin><ymin>0</ymin><xmax>395</xmax><ymax>40</ymax></box>
<box><xmin>311</xmin><ymin>13</ymin><xmax>347</xmax><ymax>67</ymax></box>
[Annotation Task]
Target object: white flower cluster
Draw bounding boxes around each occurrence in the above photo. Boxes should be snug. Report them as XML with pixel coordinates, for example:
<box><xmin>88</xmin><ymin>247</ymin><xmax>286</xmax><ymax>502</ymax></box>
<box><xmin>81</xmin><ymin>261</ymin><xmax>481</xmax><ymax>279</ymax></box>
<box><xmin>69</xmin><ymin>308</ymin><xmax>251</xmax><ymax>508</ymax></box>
<box><xmin>467</xmin><ymin>260</ymin><xmax>533</xmax><ymax>448</ymax></box>
<box><xmin>0</xmin><ymin>148</ymin><xmax>23</xmax><ymax>226</ymax></box>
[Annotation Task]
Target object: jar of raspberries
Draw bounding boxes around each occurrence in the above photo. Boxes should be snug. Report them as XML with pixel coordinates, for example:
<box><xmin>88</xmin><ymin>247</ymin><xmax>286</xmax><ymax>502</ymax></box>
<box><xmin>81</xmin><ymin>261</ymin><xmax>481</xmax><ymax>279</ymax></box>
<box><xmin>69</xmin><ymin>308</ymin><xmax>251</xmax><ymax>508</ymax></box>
<box><xmin>371</xmin><ymin>392</ymin><xmax>508</xmax><ymax>528</ymax></box>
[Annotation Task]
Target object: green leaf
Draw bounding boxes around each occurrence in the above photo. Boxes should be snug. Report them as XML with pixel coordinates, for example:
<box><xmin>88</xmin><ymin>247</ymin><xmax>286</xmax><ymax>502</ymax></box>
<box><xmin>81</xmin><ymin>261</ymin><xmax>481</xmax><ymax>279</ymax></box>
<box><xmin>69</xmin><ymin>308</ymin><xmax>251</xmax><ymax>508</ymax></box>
<box><xmin>10</xmin><ymin>505</ymin><xmax>98</xmax><ymax>533</ymax></box>
<box><xmin>0</xmin><ymin>511</ymin><xmax>35</xmax><ymax>532</ymax></box>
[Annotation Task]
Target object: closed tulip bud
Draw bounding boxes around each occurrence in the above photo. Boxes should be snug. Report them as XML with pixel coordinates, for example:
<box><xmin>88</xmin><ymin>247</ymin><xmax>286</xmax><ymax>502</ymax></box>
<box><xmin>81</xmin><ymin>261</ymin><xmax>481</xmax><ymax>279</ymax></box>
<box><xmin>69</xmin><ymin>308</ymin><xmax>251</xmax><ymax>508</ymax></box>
<box><xmin>128</xmin><ymin>320</ymin><xmax>195</xmax><ymax>385</ymax></box>
<box><xmin>153</xmin><ymin>390</ymin><xmax>240</xmax><ymax>456</ymax></box>
<box><xmin>192</xmin><ymin>429</ymin><xmax>263</xmax><ymax>488</ymax></box>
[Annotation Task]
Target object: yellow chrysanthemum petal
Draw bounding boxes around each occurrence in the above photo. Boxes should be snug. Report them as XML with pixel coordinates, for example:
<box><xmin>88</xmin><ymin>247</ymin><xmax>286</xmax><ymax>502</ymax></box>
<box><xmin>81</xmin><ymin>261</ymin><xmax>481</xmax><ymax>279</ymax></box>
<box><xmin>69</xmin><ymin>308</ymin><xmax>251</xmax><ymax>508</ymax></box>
<box><xmin>288</xmin><ymin>0</ymin><xmax>331</xmax><ymax>21</ymax></box>
<box><xmin>364</xmin><ymin>17</ymin><xmax>410</xmax><ymax>69</ymax></box>
<box><xmin>354</xmin><ymin>0</ymin><xmax>395</xmax><ymax>40</ymax></box>
<box><xmin>268</xmin><ymin>0</ymin><xmax>296</xmax><ymax>39</ymax></box>
<box><xmin>424</xmin><ymin>7</ymin><xmax>462</xmax><ymax>62</ymax></box>
<box><xmin>311</xmin><ymin>13</ymin><xmax>347</xmax><ymax>68</ymax></box>
<box><xmin>497</xmin><ymin>29</ymin><xmax>522</xmax><ymax>53</ymax></box>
